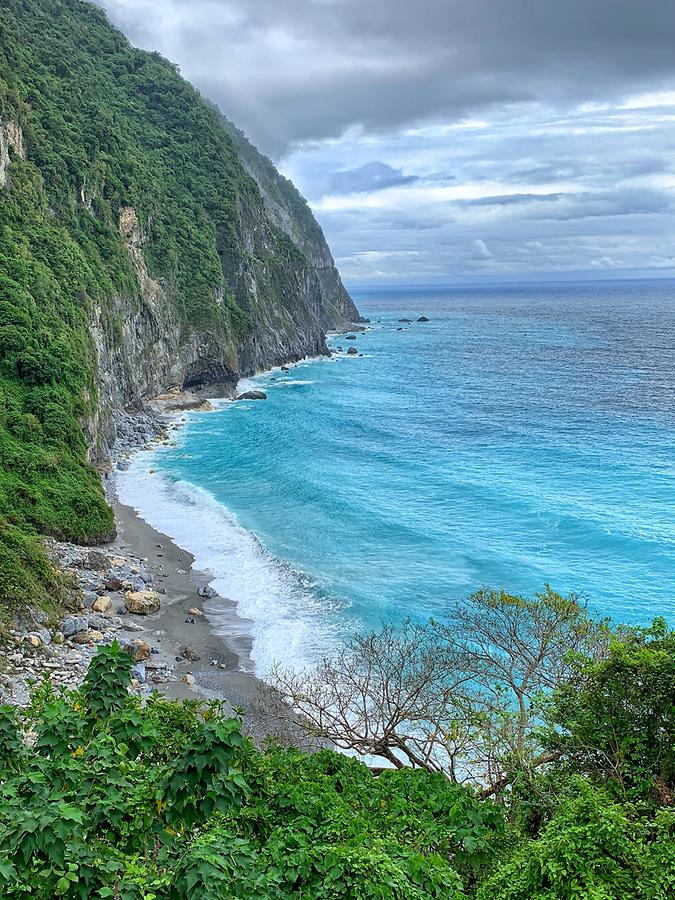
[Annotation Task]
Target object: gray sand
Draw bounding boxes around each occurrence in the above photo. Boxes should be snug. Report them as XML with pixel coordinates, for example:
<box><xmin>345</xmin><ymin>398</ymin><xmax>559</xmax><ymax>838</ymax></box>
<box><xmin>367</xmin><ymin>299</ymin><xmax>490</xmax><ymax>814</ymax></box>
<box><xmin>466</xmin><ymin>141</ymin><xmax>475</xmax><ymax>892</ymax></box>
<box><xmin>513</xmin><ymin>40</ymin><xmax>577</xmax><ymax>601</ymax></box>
<box><xmin>110</xmin><ymin>498</ymin><xmax>265</xmax><ymax>709</ymax></box>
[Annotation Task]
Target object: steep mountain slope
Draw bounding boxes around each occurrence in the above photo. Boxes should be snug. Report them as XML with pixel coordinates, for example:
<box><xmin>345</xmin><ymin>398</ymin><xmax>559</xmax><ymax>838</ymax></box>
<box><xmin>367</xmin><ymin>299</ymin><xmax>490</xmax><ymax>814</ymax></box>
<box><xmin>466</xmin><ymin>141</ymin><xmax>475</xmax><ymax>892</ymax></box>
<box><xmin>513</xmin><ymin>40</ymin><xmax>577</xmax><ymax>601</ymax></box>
<box><xmin>0</xmin><ymin>0</ymin><xmax>360</xmax><ymax>617</ymax></box>
<box><xmin>220</xmin><ymin>115</ymin><xmax>358</xmax><ymax>332</ymax></box>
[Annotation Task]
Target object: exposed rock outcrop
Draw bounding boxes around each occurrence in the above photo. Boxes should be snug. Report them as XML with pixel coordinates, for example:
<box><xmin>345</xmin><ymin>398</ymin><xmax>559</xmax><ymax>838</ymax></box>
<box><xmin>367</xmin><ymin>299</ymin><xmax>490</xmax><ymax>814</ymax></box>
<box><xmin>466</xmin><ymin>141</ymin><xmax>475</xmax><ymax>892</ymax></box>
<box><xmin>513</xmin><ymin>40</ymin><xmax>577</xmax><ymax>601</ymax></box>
<box><xmin>0</xmin><ymin>119</ymin><xmax>25</xmax><ymax>187</ymax></box>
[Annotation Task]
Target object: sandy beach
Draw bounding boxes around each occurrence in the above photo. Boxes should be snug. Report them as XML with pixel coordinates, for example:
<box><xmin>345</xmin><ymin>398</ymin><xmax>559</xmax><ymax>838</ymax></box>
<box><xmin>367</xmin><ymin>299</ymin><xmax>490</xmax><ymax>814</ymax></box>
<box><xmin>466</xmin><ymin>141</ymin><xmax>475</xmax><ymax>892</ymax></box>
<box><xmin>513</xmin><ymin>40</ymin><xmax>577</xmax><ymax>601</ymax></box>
<box><xmin>109</xmin><ymin>495</ymin><xmax>265</xmax><ymax>710</ymax></box>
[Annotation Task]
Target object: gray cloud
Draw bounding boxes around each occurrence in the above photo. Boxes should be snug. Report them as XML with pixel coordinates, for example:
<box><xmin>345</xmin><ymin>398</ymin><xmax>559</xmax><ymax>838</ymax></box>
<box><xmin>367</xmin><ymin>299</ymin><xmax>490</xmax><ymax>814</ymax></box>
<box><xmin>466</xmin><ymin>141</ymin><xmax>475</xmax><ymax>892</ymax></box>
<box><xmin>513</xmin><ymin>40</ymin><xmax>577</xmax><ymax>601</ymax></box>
<box><xmin>96</xmin><ymin>0</ymin><xmax>675</xmax><ymax>156</ymax></box>
<box><xmin>93</xmin><ymin>1</ymin><xmax>675</xmax><ymax>281</ymax></box>
<box><xmin>327</xmin><ymin>162</ymin><xmax>418</xmax><ymax>194</ymax></box>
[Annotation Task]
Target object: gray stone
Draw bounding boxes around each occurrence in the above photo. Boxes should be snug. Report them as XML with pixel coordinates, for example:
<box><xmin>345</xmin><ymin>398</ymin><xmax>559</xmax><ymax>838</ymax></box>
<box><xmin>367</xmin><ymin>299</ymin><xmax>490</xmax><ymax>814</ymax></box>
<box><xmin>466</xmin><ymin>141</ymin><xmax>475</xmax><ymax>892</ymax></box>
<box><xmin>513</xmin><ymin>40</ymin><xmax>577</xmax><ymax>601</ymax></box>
<box><xmin>198</xmin><ymin>585</ymin><xmax>216</xmax><ymax>599</ymax></box>
<box><xmin>61</xmin><ymin>616</ymin><xmax>89</xmax><ymax>638</ymax></box>
<box><xmin>417</xmin><ymin>315</ymin><xmax>430</xmax><ymax>322</ymax></box>
<box><xmin>236</xmin><ymin>390</ymin><xmax>267</xmax><ymax>401</ymax></box>
<box><xmin>83</xmin><ymin>591</ymin><xmax>99</xmax><ymax>608</ymax></box>
<box><xmin>86</xmin><ymin>550</ymin><xmax>110</xmax><ymax>571</ymax></box>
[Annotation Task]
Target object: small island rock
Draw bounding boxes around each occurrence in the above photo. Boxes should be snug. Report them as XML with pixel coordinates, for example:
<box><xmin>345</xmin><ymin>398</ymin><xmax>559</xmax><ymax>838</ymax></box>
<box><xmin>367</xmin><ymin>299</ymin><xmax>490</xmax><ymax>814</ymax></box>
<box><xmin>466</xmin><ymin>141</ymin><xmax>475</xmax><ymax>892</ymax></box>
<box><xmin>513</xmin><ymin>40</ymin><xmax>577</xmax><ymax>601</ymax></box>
<box><xmin>236</xmin><ymin>390</ymin><xmax>267</xmax><ymax>401</ymax></box>
<box><xmin>417</xmin><ymin>315</ymin><xmax>430</xmax><ymax>322</ymax></box>
<box><xmin>347</xmin><ymin>346</ymin><xmax>358</xmax><ymax>355</ymax></box>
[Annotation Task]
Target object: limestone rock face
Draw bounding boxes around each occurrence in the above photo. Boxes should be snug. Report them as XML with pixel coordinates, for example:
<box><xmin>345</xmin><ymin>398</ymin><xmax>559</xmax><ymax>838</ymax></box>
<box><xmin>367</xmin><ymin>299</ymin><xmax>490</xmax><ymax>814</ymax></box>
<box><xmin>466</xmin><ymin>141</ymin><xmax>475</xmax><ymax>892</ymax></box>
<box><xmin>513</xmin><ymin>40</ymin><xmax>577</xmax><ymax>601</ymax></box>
<box><xmin>0</xmin><ymin>120</ymin><xmax>25</xmax><ymax>188</ymax></box>
<box><xmin>87</xmin><ymin>125</ymin><xmax>363</xmax><ymax>463</ymax></box>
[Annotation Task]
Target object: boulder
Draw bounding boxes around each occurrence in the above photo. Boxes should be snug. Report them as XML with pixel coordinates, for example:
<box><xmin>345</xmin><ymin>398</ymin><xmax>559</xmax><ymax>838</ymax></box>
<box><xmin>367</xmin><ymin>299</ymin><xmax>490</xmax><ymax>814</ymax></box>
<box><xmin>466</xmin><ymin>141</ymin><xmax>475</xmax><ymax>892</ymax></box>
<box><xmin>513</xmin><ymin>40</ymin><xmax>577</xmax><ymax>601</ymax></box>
<box><xmin>23</xmin><ymin>634</ymin><xmax>42</xmax><ymax>648</ymax></box>
<box><xmin>124</xmin><ymin>639</ymin><xmax>151</xmax><ymax>662</ymax></box>
<box><xmin>345</xmin><ymin>335</ymin><xmax>357</xmax><ymax>340</ymax></box>
<box><xmin>52</xmin><ymin>632</ymin><xmax>64</xmax><ymax>645</ymax></box>
<box><xmin>82</xmin><ymin>591</ymin><xmax>99</xmax><ymax>609</ymax></box>
<box><xmin>124</xmin><ymin>590</ymin><xmax>161</xmax><ymax>616</ymax></box>
<box><xmin>72</xmin><ymin>630</ymin><xmax>104</xmax><ymax>644</ymax></box>
<box><xmin>398</xmin><ymin>318</ymin><xmax>413</xmax><ymax>323</ymax></box>
<box><xmin>280</xmin><ymin>366</ymin><xmax>290</xmax><ymax>372</ymax></box>
<box><xmin>347</xmin><ymin>346</ymin><xmax>358</xmax><ymax>355</ymax></box>
<box><xmin>91</xmin><ymin>596</ymin><xmax>112</xmax><ymax>614</ymax></box>
<box><xmin>179</xmin><ymin>645</ymin><xmax>201</xmax><ymax>662</ymax></box>
<box><xmin>61</xmin><ymin>616</ymin><xmax>89</xmax><ymax>638</ymax></box>
<box><xmin>236</xmin><ymin>390</ymin><xmax>267</xmax><ymax>401</ymax></box>
<box><xmin>105</xmin><ymin>575</ymin><xmax>124</xmax><ymax>591</ymax></box>
<box><xmin>417</xmin><ymin>315</ymin><xmax>430</xmax><ymax>322</ymax></box>
<box><xmin>187</xmin><ymin>607</ymin><xmax>204</xmax><ymax>617</ymax></box>
<box><xmin>86</xmin><ymin>550</ymin><xmax>110</xmax><ymax>571</ymax></box>
<box><xmin>181</xmin><ymin>674</ymin><xmax>196</xmax><ymax>686</ymax></box>
<box><xmin>197</xmin><ymin>585</ymin><xmax>216</xmax><ymax>599</ymax></box>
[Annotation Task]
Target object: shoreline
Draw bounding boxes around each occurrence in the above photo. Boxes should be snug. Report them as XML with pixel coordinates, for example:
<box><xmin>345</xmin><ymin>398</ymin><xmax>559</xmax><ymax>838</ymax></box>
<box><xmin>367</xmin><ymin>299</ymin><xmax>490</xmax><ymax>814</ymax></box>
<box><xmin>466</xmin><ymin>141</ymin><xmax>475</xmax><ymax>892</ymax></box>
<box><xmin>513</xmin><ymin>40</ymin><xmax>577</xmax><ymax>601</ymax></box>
<box><xmin>109</xmin><ymin>495</ymin><xmax>265</xmax><ymax>709</ymax></box>
<box><xmin>1</xmin><ymin>339</ymin><xmax>364</xmax><ymax>716</ymax></box>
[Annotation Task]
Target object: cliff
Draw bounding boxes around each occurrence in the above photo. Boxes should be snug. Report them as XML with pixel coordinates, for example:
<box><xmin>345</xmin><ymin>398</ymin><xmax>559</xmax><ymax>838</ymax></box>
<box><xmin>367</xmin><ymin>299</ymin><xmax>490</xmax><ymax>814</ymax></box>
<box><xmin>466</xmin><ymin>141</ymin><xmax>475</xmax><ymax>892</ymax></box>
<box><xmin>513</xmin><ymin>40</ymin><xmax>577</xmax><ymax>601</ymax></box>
<box><xmin>0</xmin><ymin>0</ymin><xmax>360</xmax><ymax>617</ymax></box>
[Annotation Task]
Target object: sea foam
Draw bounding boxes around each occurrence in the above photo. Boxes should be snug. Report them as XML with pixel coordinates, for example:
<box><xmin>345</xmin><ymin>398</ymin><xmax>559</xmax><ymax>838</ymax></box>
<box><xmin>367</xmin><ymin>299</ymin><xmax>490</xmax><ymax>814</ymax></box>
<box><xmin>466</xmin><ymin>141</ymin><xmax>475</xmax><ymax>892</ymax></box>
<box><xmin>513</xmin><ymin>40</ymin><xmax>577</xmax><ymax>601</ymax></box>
<box><xmin>116</xmin><ymin>459</ymin><xmax>347</xmax><ymax>674</ymax></box>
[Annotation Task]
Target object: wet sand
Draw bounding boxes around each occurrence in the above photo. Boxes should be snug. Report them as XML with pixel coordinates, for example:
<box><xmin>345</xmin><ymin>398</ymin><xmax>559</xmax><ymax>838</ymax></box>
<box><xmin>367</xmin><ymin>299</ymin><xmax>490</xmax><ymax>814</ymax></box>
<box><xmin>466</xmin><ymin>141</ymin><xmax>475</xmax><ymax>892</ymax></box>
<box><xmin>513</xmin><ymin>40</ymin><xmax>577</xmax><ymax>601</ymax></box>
<box><xmin>110</xmin><ymin>497</ymin><xmax>265</xmax><ymax>710</ymax></box>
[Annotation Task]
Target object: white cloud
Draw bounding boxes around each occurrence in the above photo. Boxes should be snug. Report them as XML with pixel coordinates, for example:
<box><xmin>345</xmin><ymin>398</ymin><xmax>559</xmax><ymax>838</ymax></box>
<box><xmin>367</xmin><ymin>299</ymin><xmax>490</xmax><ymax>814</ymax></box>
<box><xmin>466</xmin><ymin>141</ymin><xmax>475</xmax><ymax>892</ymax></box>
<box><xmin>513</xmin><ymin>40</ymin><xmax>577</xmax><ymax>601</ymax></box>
<box><xmin>472</xmin><ymin>239</ymin><xmax>494</xmax><ymax>260</ymax></box>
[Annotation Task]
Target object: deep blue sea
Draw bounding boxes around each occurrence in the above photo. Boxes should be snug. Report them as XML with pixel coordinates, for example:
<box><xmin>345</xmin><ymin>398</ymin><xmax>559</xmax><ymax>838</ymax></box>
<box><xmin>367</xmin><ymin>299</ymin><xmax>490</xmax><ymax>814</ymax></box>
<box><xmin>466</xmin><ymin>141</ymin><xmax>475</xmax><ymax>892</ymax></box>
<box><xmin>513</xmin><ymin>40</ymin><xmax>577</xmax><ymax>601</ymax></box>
<box><xmin>118</xmin><ymin>280</ymin><xmax>675</xmax><ymax>674</ymax></box>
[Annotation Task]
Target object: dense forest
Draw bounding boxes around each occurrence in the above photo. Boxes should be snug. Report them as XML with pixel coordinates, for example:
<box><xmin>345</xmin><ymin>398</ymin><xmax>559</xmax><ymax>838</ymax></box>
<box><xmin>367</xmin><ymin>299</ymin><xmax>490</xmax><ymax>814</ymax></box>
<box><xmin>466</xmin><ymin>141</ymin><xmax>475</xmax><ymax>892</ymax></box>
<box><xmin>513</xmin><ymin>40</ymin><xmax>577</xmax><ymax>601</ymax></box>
<box><xmin>0</xmin><ymin>592</ymin><xmax>673</xmax><ymax>897</ymax></box>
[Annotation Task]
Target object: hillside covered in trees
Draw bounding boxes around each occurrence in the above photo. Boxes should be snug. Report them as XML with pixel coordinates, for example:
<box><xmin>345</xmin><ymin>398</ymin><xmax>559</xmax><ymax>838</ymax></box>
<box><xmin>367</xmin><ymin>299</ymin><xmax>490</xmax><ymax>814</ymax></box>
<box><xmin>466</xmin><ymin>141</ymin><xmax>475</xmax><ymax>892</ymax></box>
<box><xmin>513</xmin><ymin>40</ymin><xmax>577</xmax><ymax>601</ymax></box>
<box><xmin>0</xmin><ymin>0</ymin><xmax>359</xmax><ymax>624</ymax></box>
<box><xmin>0</xmin><ymin>590</ymin><xmax>673</xmax><ymax>897</ymax></box>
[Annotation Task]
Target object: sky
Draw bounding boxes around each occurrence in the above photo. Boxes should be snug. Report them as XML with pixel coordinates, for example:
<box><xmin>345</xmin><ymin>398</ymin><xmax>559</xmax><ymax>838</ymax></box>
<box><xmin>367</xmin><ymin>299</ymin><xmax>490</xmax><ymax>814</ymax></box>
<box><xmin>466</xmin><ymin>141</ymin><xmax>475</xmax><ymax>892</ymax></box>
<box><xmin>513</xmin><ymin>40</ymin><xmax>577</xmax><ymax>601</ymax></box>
<box><xmin>97</xmin><ymin>0</ymin><xmax>675</xmax><ymax>286</ymax></box>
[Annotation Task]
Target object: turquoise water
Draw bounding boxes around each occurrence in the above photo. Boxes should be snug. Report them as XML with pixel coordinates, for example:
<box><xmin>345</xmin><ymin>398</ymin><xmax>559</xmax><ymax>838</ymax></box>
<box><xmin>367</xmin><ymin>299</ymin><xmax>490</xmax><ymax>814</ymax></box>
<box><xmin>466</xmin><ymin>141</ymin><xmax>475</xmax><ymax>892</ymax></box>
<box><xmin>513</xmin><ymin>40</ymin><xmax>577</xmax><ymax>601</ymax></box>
<box><xmin>119</xmin><ymin>281</ymin><xmax>675</xmax><ymax>673</ymax></box>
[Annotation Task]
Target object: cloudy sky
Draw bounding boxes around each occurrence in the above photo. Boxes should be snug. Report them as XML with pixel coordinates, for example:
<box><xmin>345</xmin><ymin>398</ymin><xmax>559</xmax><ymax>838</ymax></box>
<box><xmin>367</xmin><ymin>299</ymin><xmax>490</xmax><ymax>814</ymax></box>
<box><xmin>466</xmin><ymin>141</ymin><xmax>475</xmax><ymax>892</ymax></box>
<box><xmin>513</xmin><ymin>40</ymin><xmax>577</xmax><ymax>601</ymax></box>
<box><xmin>98</xmin><ymin>0</ymin><xmax>675</xmax><ymax>286</ymax></box>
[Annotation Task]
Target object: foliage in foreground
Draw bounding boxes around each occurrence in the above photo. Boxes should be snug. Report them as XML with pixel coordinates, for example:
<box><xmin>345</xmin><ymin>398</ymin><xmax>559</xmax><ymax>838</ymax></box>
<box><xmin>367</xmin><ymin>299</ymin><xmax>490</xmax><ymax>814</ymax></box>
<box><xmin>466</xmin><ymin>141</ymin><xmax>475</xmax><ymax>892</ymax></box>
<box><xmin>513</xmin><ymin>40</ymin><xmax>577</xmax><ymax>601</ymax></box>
<box><xmin>0</xmin><ymin>621</ymin><xmax>673</xmax><ymax>899</ymax></box>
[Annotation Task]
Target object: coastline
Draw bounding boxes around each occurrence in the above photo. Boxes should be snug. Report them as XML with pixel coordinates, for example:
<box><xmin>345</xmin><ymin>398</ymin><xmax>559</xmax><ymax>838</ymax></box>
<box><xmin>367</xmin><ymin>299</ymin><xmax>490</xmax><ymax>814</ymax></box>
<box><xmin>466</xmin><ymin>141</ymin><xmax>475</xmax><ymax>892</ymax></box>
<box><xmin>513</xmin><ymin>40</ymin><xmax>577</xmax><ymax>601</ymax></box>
<box><xmin>109</xmin><ymin>495</ymin><xmax>265</xmax><ymax>709</ymax></box>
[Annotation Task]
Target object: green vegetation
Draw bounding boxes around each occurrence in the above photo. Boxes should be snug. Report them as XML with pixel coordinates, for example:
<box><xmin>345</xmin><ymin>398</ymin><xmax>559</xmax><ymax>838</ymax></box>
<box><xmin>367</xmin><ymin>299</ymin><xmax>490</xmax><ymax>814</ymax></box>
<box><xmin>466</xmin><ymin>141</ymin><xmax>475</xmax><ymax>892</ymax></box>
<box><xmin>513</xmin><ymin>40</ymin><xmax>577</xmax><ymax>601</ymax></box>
<box><xmin>0</xmin><ymin>609</ymin><xmax>672</xmax><ymax>897</ymax></box>
<box><xmin>0</xmin><ymin>0</ymin><xmax>326</xmax><ymax>616</ymax></box>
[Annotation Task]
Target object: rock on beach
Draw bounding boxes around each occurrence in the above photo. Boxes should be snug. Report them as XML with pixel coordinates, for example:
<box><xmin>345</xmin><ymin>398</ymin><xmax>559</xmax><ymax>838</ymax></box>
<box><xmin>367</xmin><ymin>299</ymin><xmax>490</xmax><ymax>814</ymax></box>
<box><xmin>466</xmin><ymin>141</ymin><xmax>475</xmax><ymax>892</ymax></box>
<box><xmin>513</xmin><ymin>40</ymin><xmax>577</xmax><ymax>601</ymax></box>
<box><xmin>124</xmin><ymin>590</ymin><xmax>161</xmax><ymax>615</ymax></box>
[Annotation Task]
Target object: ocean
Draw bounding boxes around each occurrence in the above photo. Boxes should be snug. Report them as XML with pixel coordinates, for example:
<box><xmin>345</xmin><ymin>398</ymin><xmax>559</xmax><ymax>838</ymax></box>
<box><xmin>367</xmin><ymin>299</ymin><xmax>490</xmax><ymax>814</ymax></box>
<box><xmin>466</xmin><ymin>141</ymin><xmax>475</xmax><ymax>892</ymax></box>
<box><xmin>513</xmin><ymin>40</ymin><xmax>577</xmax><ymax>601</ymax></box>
<box><xmin>117</xmin><ymin>280</ymin><xmax>675</xmax><ymax>674</ymax></box>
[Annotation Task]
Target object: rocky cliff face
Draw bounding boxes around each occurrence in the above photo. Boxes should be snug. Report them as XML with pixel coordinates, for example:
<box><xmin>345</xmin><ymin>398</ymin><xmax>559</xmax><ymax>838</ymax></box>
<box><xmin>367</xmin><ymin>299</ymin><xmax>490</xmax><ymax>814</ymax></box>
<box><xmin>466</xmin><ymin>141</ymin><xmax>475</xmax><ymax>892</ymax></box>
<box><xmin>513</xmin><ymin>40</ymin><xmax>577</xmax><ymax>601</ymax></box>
<box><xmin>220</xmin><ymin>116</ymin><xmax>361</xmax><ymax>332</ymax></box>
<box><xmin>0</xmin><ymin>0</ymin><xmax>363</xmax><ymax>572</ymax></box>
<box><xmin>89</xmin><ymin>166</ymin><xmax>361</xmax><ymax>456</ymax></box>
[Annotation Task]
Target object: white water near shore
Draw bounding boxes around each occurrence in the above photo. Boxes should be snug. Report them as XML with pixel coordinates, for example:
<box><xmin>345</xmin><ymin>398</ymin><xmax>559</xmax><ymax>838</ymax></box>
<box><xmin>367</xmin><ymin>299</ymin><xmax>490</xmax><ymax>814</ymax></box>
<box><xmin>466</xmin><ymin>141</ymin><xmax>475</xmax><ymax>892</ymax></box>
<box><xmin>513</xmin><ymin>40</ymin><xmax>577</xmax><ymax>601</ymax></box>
<box><xmin>116</xmin><ymin>449</ymin><xmax>352</xmax><ymax>675</ymax></box>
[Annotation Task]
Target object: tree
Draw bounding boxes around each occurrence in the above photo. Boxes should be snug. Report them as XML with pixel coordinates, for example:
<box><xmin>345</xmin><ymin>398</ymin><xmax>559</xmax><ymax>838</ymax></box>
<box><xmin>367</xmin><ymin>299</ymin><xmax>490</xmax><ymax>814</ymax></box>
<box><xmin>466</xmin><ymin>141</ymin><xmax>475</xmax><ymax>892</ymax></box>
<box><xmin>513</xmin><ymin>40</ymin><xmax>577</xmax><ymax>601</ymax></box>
<box><xmin>269</xmin><ymin>587</ymin><xmax>607</xmax><ymax>796</ymax></box>
<box><xmin>544</xmin><ymin>617</ymin><xmax>675</xmax><ymax>803</ymax></box>
<box><xmin>477</xmin><ymin>778</ymin><xmax>675</xmax><ymax>900</ymax></box>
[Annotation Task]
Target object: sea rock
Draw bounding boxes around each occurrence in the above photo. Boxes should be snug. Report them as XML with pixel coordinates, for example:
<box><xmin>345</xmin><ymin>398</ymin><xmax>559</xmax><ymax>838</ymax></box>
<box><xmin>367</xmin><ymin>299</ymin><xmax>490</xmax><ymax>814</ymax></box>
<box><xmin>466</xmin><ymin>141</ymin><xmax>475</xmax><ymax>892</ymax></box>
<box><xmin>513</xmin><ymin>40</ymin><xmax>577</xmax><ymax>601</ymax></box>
<box><xmin>187</xmin><ymin>607</ymin><xmax>204</xmax><ymax>617</ymax></box>
<box><xmin>124</xmin><ymin>639</ymin><xmax>151</xmax><ymax>662</ymax></box>
<box><xmin>280</xmin><ymin>366</ymin><xmax>290</xmax><ymax>372</ymax></box>
<box><xmin>197</xmin><ymin>585</ymin><xmax>216</xmax><ymax>599</ymax></box>
<box><xmin>399</xmin><ymin>318</ymin><xmax>413</xmax><ymax>323</ymax></box>
<box><xmin>86</xmin><ymin>550</ymin><xmax>110</xmax><ymax>571</ymax></box>
<box><xmin>236</xmin><ymin>390</ymin><xmax>267</xmax><ymax>401</ymax></box>
<box><xmin>61</xmin><ymin>616</ymin><xmax>89</xmax><ymax>638</ymax></box>
<box><xmin>345</xmin><ymin>334</ymin><xmax>357</xmax><ymax>340</ymax></box>
<box><xmin>347</xmin><ymin>346</ymin><xmax>358</xmax><ymax>355</ymax></box>
<box><xmin>417</xmin><ymin>315</ymin><xmax>430</xmax><ymax>322</ymax></box>
<box><xmin>91</xmin><ymin>596</ymin><xmax>112</xmax><ymax>614</ymax></box>
<box><xmin>124</xmin><ymin>590</ymin><xmax>161</xmax><ymax>615</ymax></box>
